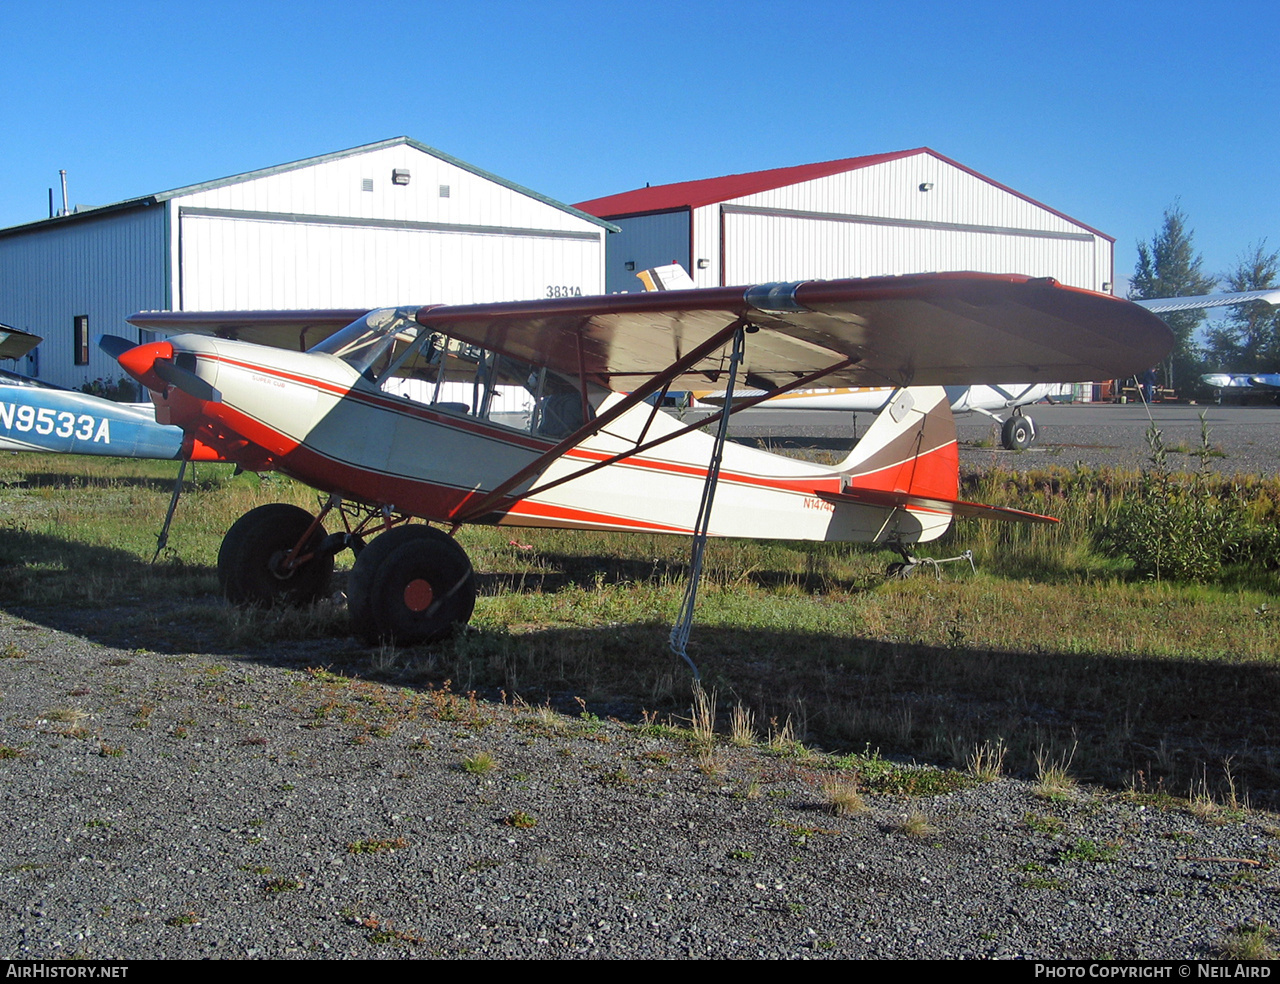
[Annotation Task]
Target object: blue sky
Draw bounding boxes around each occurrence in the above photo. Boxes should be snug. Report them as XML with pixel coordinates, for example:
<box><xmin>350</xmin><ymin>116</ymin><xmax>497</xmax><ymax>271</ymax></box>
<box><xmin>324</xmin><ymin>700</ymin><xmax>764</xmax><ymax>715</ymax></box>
<box><xmin>3</xmin><ymin>0</ymin><xmax>1276</xmax><ymax>293</ymax></box>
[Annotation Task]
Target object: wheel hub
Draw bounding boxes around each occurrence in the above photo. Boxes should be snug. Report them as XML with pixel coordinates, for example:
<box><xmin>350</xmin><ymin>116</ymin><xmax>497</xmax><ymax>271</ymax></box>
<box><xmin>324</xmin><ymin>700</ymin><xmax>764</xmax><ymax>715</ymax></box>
<box><xmin>403</xmin><ymin>578</ymin><xmax>434</xmax><ymax>612</ymax></box>
<box><xmin>268</xmin><ymin>549</ymin><xmax>298</xmax><ymax>581</ymax></box>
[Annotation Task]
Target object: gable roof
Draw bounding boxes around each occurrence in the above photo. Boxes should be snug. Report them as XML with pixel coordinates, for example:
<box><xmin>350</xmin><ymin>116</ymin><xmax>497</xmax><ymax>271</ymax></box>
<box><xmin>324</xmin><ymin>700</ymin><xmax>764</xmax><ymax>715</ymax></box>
<box><xmin>1</xmin><ymin>137</ymin><xmax>617</xmax><ymax>239</ymax></box>
<box><xmin>574</xmin><ymin>149</ymin><xmax>926</xmax><ymax>217</ymax></box>
<box><xmin>574</xmin><ymin>147</ymin><xmax>1111</xmax><ymax>241</ymax></box>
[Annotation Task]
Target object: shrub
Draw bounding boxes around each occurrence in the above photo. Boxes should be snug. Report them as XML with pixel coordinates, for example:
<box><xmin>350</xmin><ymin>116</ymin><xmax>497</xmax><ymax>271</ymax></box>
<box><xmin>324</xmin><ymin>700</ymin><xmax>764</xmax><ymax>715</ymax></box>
<box><xmin>80</xmin><ymin>376</ymin><xmax>139</xmax><ymax>402</ymax></box>
<box><xmin>1095</xmin><ymin>421</ymin><xmax>1249</xmax><ymax>582</ymax></box>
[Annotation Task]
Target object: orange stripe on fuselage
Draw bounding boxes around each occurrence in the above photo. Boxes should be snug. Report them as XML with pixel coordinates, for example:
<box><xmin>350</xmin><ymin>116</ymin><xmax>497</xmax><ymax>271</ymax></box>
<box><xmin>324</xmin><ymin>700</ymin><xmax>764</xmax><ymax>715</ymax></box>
<box><xmin>844</xmin><ymin>440</ymin><xmax>958</xmax><ymax>499</ymax></box>
<box><xmin>190</xmin><ymin>355</ymin><xmax>848</xmax><ymax>523</ymax></box>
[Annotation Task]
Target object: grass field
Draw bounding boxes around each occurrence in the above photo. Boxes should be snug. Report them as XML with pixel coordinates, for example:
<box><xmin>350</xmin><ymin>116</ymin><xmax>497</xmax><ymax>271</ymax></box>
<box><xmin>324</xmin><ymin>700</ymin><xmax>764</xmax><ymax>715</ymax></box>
<box><xmin>1</xmin><ymin>451</ymin><xmax>1278</xmax><ymax>809</ymax></box>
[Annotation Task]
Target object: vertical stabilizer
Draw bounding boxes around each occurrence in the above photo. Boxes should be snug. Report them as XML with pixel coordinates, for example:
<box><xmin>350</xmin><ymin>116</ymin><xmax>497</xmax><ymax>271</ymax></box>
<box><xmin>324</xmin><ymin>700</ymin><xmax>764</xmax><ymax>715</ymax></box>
<box><xmin>837</xmin><ymin>387</ymin><xmax>959</xmax><ymax>501</ymax></box>
<box><xmin>636</xmin><ymin>264</ymin><xmax>697</xmax><ymax>292</ymax></box>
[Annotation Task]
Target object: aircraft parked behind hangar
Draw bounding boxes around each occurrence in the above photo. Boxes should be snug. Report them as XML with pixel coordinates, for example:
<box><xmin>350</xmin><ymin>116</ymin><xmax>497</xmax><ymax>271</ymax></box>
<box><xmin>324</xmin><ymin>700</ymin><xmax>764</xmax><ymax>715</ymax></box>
<box><xmin>640</xmin><ymin>267</ymin><xmax>1280</xmax><ymax>448</ymax></box>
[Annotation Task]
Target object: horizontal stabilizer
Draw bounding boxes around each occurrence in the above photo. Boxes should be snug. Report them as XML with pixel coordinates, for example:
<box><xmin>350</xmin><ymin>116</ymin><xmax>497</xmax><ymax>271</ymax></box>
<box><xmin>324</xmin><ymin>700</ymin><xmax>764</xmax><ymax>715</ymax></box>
<box><xmin>0</xmin><ymin>324</ymin><xmax>41</xmax><ymax>361</ymax></box>
<box><xmin>819</xmin><ymin>486</ymin><xmax>1058</xmax><ymax>524</ymax></box>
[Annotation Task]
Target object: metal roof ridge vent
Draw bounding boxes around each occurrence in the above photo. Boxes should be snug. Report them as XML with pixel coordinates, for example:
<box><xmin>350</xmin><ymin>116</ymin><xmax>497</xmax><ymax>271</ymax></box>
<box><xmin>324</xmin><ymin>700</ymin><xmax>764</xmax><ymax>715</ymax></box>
<box><xmin>744</xmin><ymin>281</ymin><xmax>808</xmax><ymax>314</ymax></box>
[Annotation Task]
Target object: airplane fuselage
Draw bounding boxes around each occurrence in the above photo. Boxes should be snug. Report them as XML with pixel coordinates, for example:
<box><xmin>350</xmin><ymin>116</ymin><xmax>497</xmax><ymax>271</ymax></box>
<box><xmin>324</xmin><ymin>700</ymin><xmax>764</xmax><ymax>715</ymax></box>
<box><xmin>140</xmin><ymin>333</ymin><xmax>955</xmax><ymax>544</ymax></box>
<box><xmin>0</xmin><ymin>381</ymin><xmax>192</xmax><ymax>458</ymax></box>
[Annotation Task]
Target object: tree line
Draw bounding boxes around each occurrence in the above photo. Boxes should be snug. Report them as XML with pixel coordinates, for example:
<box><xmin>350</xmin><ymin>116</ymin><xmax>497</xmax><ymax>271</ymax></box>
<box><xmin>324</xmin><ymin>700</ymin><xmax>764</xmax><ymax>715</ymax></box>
<box><xmin>1128</xmin><ymin>204</ymin><xmax>1278</xmax><ymax>396</ymax></box>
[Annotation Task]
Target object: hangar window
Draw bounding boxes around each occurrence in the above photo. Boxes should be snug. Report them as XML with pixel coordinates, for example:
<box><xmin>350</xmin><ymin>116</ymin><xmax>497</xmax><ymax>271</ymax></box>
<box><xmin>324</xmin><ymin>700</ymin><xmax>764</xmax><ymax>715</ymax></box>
<box><xmin>73</xmin><ymin>315</ymin><xmax>89</xmax><ymax>365</ymax></box>
<box><xmin>361</xmin><ymin>178</ymin><xmax>374</xmax><ymax>193</ymax></box>
<box><xmin>439</xmin><ymin>184</ymin><xmax>450</xmax><ymax>198</ymax></box>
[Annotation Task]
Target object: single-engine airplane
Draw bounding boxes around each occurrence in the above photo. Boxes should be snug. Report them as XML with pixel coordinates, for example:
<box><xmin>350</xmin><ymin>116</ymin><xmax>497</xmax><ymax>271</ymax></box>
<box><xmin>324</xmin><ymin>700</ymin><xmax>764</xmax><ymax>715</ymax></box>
<box><xmin>0</xmin><ymin>319</ymin><xmax>219</xmax><ymax>460</ymax></box>
<box><xmin>107</xmin><ymin>272</ymin><xmax>1171</xmax><ymax>645</ymax></box>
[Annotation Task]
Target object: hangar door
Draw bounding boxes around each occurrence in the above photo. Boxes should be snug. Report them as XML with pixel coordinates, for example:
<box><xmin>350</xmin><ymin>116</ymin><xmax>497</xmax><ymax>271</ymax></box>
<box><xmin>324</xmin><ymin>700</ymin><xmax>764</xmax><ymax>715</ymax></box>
<box><xmin>177</xmin><ymin>209</ymin><xmax>605</xmax><ymax>311</ymax></box>
<box><xmin>719</xmin><ymin>206</ymin><xmax>1104</xmax><ymax>291</ymax></box>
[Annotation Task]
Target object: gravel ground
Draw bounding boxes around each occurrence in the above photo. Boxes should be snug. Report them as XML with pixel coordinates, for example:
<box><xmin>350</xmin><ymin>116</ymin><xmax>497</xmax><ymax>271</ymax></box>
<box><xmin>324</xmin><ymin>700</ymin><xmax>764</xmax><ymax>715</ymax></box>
<box><xmin>956</xmin><ymin>403</ymin><xmax>1280</xmax><ymax>476</ymax></box>
<box><xmin>3</xmin><ymin>404</ymin><xmax>1279</xmax><ymax>960</ymax></box>
<box><xmin>713</xmin><ymin>403</ymin><xmax>1280</xmax><ymax>476</ymax></box>
<box><xmin>1</xmin><ymin>607</ymin><xmax>1277</xmax><ymax>960</ymax></box>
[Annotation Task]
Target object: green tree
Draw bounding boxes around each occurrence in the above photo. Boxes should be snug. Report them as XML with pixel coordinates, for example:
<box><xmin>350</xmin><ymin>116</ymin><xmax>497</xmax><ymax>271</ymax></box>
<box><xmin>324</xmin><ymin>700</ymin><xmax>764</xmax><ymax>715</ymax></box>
<box><xmin>1128</xmin><ymin>204</ymin><xmax>1217</xmax><ymax>393</ymax></box>
<box><xmin>1203</xmin><ymin>242</ymin><xmax>1280</xmax><ymax>371</ymax></box>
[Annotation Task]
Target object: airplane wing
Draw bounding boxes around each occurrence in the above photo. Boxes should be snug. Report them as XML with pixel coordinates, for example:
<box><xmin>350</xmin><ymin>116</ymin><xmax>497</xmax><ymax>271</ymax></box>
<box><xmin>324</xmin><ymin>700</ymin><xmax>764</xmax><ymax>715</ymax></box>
<box><xmin>128</xmin><ymin>309</ymin><xmax>368</xmax><ymax>350</ymax></box>
<box><xmin>1134</xmin><ymin>289</ymin><xmax>1280</xmax><ymax>314</ymax></box>
<box><xmin>127</xmin><ymin>273</ymin><xmax>1172</xmax><ymax>391</ymax></box>
<box><xmin>0</xmin><ymin>324</ymin><xmax>42</xmax><ymax>361</ymax></box>
<box><xmin>412</xmin><ymin>272</ymin><xmax>1171</xmax><ymax>390</ymax></box>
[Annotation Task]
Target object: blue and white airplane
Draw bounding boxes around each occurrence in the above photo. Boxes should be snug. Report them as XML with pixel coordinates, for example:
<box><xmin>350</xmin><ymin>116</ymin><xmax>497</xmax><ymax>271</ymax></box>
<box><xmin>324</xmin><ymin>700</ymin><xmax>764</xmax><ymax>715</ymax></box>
<box><xmin>0</xmin><ymin>324</ymin><xmax>217</xmax><ymax>461</ymax></box>
<box><xmin>0</xmin><ymin>371</ymin><xmax>206</xmax><ymax>459</ymax></box>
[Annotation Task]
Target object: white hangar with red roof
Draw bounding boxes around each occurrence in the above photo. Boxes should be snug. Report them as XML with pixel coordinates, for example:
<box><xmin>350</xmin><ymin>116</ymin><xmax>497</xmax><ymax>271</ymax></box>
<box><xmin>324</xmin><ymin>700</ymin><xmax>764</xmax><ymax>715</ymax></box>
<box><xmin>575</xmin><ymin>148</ymin><xmax>1114</xmax><ymax>299</ymax></box>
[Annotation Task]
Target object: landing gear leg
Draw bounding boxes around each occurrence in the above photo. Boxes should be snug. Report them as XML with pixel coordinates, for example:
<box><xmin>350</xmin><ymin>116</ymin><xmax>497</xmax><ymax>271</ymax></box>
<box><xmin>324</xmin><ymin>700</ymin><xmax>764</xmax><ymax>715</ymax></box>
<box><xmin>884</xmin><ymin>539</ymin><xmax>976</xmax><ymax>580</ymax></box>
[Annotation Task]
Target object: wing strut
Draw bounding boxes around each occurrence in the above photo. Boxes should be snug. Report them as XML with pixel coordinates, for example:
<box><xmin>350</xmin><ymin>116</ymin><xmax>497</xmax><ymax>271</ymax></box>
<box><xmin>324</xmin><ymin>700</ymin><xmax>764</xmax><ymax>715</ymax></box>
<box><xmin>669</xmin><ymin>326</ymin><xmax>747</xmax><ymax>680</ymax></box>
<box><xmin>514</xmin><ymin>354</ymin><xmax>858</xmax><ymax>505</ymax></box>
<box><xmin>448</xmin><ymin>319</ymin><xmax>750</xmax><ymax>523</ymax></box>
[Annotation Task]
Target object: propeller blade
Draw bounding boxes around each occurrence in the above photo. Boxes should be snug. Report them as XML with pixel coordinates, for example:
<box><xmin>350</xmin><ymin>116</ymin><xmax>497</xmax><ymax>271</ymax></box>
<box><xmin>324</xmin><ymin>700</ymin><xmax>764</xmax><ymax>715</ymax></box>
<box><xmin>98</xmin><ymin>334</ymin><xmax>137</xmax><ymax>359</ymax></box>
<box><xmin>153</xmin><ymin>359</ymin><xmax>221</xmax><ymax>403</ymax></box>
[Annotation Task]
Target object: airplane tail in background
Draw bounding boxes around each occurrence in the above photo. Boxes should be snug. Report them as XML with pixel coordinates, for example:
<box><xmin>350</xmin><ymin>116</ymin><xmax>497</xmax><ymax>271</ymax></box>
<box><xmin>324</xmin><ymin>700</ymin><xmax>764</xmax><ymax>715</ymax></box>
<box><xmin>635</xmin><ymin>263</ymin><xmax>697</xmax><ymax>291</ymax></box>
<box><xmin>831</xmin><ymin>386</ymin><xmax>1057</xmax><ymax>524</ymax></box>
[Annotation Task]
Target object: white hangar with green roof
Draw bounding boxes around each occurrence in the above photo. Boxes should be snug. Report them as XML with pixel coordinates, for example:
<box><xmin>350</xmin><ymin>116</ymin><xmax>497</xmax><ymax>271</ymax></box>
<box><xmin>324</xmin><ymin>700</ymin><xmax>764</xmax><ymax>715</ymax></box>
<box><xmin>0</xmin><ymin>137</ymin><xmax>613</xmax><ymax>390</ymax></box>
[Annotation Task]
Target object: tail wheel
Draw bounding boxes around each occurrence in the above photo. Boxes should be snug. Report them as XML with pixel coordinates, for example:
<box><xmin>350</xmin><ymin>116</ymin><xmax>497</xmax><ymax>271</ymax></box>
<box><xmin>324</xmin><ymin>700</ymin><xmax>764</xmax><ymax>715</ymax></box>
<box><xmin>1001</xmin><ymin>414</ymin><xmax>1035</xmax><ymax>450</ymax></box>
<box><xmin>347</xmin><ymin>525</ymin><xmax>476</xmax><ymax>645</ymax></box>
<box><xmin>218</xmin><ymin>503</ymin><xmax>333</xmax><ymax>607</ymax></box>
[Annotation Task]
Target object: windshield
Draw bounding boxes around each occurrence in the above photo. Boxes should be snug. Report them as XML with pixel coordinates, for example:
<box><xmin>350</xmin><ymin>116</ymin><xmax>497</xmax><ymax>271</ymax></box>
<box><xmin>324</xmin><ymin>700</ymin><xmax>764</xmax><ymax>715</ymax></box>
<box><xmin>310</xmin><ymin>308</ymin><xmax>421</xmax><ymax>376</ymax></box>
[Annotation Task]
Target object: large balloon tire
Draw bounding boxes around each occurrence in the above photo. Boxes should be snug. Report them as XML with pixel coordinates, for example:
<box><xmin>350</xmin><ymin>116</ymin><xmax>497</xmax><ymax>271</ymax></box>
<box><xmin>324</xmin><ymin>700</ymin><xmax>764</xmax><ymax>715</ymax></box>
<box><xmin>348</xmin><ymin>525</ymin><xmax>476</xmax><ymax>645</ymax></box>
<box><xmin>217</xmin><ymin>503</ymin><xmax>333</xmax><ymax>607</ymax></box>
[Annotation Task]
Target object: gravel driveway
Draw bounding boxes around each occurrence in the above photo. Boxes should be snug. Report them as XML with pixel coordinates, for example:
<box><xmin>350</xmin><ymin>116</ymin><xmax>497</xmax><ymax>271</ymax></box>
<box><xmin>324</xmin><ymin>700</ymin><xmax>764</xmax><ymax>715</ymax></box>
<box><xmin>1</xmin><ymin>606</ymin><xmax>1275</xmax><ymax>960</ymax></box>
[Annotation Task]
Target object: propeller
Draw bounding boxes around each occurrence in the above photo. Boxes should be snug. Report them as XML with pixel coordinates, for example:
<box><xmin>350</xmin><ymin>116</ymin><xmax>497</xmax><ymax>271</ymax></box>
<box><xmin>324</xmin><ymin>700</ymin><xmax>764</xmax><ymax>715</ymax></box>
<box><xmin>153</xmin><ymin>358</ymin><xmax>221</xmax><ymax>403</ymax></box>
<box><xmin>98</xmin><ymin>334</ymin><xmax>136</xmax><ymax>360</ymax></box>
<box><xmin>107</xmin><ymin>337</ymin><xmax>222</xmax><ymax>403</ymax></box>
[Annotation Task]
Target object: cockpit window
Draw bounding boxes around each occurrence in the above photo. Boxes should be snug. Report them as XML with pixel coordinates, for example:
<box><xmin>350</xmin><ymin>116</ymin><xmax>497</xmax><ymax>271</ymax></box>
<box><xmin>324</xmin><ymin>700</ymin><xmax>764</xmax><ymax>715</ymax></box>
<box><xmin>317</xmin><ymin>308</ymin><xmax>603</xmax><ymax>438</ymax></box>
<box><xmin>310</xmin><ymin>308</ymin><xmax>420</xmax><ymax>377</ymax></box>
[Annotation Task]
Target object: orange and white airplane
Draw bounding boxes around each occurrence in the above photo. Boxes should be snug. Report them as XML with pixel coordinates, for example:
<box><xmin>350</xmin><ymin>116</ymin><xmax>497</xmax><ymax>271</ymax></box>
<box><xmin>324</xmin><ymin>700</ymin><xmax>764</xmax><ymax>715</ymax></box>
<box><xmin>107</xmin><ymin>272</ymin><xmax>1171</xmax><ymax>645</ymax></box>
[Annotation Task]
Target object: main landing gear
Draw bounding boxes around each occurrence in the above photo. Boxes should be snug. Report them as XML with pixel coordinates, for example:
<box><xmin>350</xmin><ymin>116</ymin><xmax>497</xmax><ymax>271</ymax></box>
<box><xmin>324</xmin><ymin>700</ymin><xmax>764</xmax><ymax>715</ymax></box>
<box><xmin>1000</xmin><ymin>411</ymin><xmax>1035</xmax><ymax>450</ymax></box>
<box><xmin>216</xmin><ymin>498</ymin><xmax>477</xmax><ymax>646</ymax></box>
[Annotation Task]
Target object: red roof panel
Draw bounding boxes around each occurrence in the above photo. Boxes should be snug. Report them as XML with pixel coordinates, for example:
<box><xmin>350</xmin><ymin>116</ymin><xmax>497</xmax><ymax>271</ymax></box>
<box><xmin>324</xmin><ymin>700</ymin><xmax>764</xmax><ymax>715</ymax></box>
<box><xmin>574</xmin><ymin>149</ymin><xmax>928</xmax><ymax>217</ymax></box>
<box><xmin>574</xmin><ymin>147</ymin><xmax>1113</xmax><ymax>242</ymax></box>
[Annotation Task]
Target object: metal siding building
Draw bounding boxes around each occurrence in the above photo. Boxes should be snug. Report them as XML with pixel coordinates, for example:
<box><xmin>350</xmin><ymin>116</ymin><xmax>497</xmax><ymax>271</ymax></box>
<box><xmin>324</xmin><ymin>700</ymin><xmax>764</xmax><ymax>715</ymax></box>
<box><xmin>575</xmin><ymin>148</ymin><xmax>1114</xmax><ymax>297</ymax></box>
<box><xmin>0</xmin><ymin>137</ymin><xmax>612</xmax><ymax>389</ymax></box>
